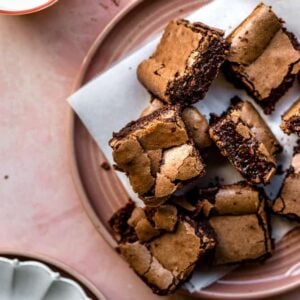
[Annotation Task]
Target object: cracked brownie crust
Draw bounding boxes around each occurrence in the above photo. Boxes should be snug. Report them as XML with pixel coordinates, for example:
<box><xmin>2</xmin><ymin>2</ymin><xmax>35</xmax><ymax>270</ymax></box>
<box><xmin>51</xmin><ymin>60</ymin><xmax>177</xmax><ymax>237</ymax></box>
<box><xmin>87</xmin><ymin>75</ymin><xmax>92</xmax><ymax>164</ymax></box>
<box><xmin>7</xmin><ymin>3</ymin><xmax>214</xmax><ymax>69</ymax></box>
<box><xmin>110</xmin><ymin>106</ymin><xmax>205</xmax><ymax>206</ymax></box>
<box><xmin>109</xmin><ymin>202</ymin><xmax>216</xmax><ymax>295</ymax></box>
<box><xmin>137</xmin><ymin>19</ymin><xmax>228</xmax><ymax>105</ymax></box>
<box><xmin>177</xmin><ymin>183</ymin><xmax>272</xmax><ymax>265</ymax></box>
<box><xmin>141</xmin><ymin>98</ymin><xmax>212</xmax><ymax>150</ymax></box>
<box><xmin>223</xmin><ymin>3</ymin><xmax>300</xmax><ymax>114</ymax></box>
<box><xmin>209</xmin><ymin>98</ymin><xmax>280</xmax><ymax>184</ymax></box>
<box><xmin>281</xmin><ymin>97</ymin><xmax>300</xmax><ymax>136</ymax></box>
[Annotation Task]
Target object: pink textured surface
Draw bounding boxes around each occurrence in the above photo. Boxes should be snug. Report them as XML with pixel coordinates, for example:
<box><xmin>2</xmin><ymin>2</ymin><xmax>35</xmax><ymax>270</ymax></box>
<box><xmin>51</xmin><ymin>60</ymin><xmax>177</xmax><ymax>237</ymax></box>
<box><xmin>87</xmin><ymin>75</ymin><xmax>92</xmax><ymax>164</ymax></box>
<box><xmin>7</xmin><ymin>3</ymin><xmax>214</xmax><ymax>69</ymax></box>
<box><xmin>0</xmin><ymin>0</ymin><xmax>299</xmax><ymax>299</ymax></box>
<box><xmin>0</xmin><ymin>1</ymin><xmax>159</xmax><ymax>299</ymax></box>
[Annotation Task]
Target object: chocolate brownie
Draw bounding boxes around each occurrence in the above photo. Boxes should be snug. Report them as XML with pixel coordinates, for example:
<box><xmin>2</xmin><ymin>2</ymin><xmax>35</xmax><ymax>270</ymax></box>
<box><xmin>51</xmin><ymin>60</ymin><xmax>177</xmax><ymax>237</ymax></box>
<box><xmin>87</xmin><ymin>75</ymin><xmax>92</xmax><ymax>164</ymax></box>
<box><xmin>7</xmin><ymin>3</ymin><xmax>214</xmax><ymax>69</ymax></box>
<box><xmin>187</xmin><ymin>183</ymin><xmax>272</xmax><ymax>265</ymax></box>
<box><xmin>281</xmin><ymin>98</ymin><xmax>300</xmax><ymax>136</ymax></box>
<box><xmin>273</xmin><ymin>150</ymin><xmax>300</xmax><ymax>220</ymax></box>
<box><xmin>209</xmin><ymin>98</ymin><xmax>280</xmax><ymax>184</ymax></box>
<box><xmin>109</xmin><ymin>106</ymin><xmax>205</xmax><ymax>206</ymax></box>
<box><xmin>141</xmin><ymin>98</ymin><xmax>212</xmax><ymax>150</ymax></box>
<box><xmin>223</xmin><ymin>3</ymin><xmax>300</xmax><ymax>114</ymax></box>
<box><xmin>137</xmin><ymin>19</ymin><xmax>228</xmax><ymax>105</ymax></box>
<box><xmin>109</xmin><ymin>202</ymin><xmax>216</xmax><ymax>295</ymax></box>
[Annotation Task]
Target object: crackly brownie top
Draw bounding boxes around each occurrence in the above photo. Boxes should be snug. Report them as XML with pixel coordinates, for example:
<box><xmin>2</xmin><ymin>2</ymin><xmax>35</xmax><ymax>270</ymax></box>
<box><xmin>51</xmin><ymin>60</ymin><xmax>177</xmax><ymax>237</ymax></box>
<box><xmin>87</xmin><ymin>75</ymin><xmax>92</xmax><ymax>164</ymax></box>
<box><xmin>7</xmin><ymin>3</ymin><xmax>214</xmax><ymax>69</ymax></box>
<box><xmin>186</xmin><ymin>183</ymin><xmax>272</xmax><ymax>265</ymax></box>
<box><xmin>281</xmin><ymin>98</ymin><xmax>300</xmax><ymax>135</ymax></box>
<box><xmin>109</xmin><ymin>202</ymin><xmax>216</xmax><ymax>295</ymax></box>
<box><xmin>209</xmin><ymin>99</ymin><xmax>278</xmax><ymax>184</ymax></box>
<box><xmin>231</xmin><ymin>99</ymin><xmax>281</xmax><ymax>156</ymax></box>
<box><xmin>141</xmin><ymin>98</ymin><xmax>212</xmax><ymax>149</ymax></box>
<box><xmin>110</xmin><ymin>106</ymin><xmax>205</xmax><ymax>205</ymax></box>
<box><xmin>227</xmin><ymin>3</ymin><xmax>281</xmax><ymax>65</ymax></box>
<box><xmin>226</xmin><ymin>3</ymin><xmax>300</xmax><ymax>101</ymax></box>
<box><xmin>173</xmin><ymin>182</ymin><xmax>262</xmax><ymax>217</ymax></box>
<box><xmin>137</xmin><ymin>19</ymin><xmax>225</xmax><ymax>102</ymax></box>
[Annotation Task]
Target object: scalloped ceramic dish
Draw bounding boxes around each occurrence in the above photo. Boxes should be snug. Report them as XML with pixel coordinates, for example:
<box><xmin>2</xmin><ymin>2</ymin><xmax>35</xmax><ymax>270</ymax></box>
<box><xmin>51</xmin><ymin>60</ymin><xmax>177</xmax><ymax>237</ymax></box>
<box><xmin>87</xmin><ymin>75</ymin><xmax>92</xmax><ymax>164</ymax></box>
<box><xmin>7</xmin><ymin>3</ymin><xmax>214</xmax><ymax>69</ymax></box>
<box><xmin>0</xmin><ymin>0</ymin><xmax>58</xmax><ymax>15</ymax></box>
<box><xmin>0</xmin><ymin>257</ymin><xmax>90</xmax><ymax>300</ymax></box>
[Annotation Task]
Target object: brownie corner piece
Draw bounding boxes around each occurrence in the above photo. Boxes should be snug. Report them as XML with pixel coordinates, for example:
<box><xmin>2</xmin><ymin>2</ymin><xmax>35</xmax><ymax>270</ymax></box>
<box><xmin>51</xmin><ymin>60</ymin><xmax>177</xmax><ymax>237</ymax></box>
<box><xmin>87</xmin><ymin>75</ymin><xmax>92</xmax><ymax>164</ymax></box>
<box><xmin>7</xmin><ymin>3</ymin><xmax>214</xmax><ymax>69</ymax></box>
<box><xmin>272</xmin><ymin>152</ymin><xmax>300</xmax><ymax>220</ymax></box>
<box><xmin>137</xmin><ymin>19</ymin><xmax>228</xmax><ymax>106</ymax></box>
<box><xmin>109</xmin><ymin>106</ymin><xmax>205</xmax><ymax>206</ymax></box>
<box><xmin>196</xmin><ymin>183</ymin><xmax>272</xmax><ymax>265</ymax></box>
<box><xmin>109</xmin><ymin>203</ymin><xmax>216</xmax><ymax>295</ymax></box>
<box><xmin>209</xmin><ymin>99</ymin><xmax>279</xmax><ymax>184</ymax></box>
<box><xmin>281</xmin><ymin>97</ymin><xmax>300</xmax><ymax>136</ymax></box>
<box><xmin>223</xmin><ymin>3</ymin><xmax>300</xmax><ymax>114</ymax></box>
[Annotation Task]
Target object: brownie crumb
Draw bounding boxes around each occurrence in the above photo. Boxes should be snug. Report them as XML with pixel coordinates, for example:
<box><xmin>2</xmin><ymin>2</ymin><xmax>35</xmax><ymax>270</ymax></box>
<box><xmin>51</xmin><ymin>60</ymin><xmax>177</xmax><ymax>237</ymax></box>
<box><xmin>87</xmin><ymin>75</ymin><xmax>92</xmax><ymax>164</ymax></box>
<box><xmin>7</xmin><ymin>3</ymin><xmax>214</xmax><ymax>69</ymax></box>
<box><xmin>111</xmin><ymin>0</ymin><xmax>120</xmax><ymax>6</ymax></box>
<box><xmin>101</xmin><ymin>162</ymin><xmax>111</xmax><ymax>171</ymax></box>
<box><xmin>4</xmin><ymin>175</ymin><xmax>9</xmax><ymax>180</ymax></box>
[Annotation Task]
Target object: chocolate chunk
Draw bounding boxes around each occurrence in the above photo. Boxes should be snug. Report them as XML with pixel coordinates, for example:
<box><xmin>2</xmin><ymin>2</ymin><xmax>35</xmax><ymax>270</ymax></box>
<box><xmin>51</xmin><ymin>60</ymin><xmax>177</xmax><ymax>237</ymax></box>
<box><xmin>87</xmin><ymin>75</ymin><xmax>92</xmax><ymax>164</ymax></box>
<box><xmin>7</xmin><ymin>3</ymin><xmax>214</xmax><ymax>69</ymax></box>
<box><xmin>110</xmin><ymin>106</ymin><xmax>205</xmax><ymax>206</ymax></box>
<box><xmin>137</xmin><ymin>19</ymin><xmax>228</xmax><ymax>106</ymax></box>
<box><xmin>281</xmin><ymin>97</ymin><xmax>300</xmax><ymax>136</ymax></box>
<box><xmin>223</xmin><ymin>3</ymin><xmax>300</xmax><ymax>114</ymax></box>
<box><xmin>209</xmin><ymin>98</ymin><xmax>280</xmax><ymax>184</ymax></box>
<box><xmin>273</xmin><ymin>152</ymin><xmax>300</xmax><ymax>220</ymax></box>
<box><xmin>110</xmin><ymin>203</ymin><xmax>216</xmax><ymax>295</ymax></box>
<box><xmin>195</xmin><ymin>183</ymin><xmax>272</xmax><ymax>265</ymax></box>
<box><xmin>141</xmin><ymin>98</ymin><xmax>212</xmax><ymax>150</ymax></box>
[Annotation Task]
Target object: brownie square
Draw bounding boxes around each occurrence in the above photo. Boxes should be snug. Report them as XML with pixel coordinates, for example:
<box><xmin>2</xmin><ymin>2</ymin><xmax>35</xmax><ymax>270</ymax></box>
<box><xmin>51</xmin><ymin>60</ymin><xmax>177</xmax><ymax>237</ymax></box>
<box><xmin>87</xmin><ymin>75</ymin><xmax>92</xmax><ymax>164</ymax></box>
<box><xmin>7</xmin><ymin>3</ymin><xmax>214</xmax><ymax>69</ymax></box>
<box><xmin>281</xmin><ymin>97</ymin><xmax>300</xmax><ymax>136</ymax></box>
<box><xmin>137</xmin><ymin>19</ymin><xmax>228</xmax><ymax>106</ymax></box>
<box><xmin>141</xmin><ymin>98</ymin><xmax>212</xmax><ymax>150</ymax></box>
<box><xmin>191</xmin><ymin>183</ymin><xmax>272</xmax><ymax>265</ymax></box>
<box><xmin>109</xmin><ymin>202</ymin><xmax>216</xmax><ymax>295</ymax></box>
<box><xmin>223</xmin><ymin>3</ymin><xmax>300</xmax><ymax>114</ymax></box>
<box><xmin>273</xmin><ymin>151</ymin><xmax>300</xmax><ymax>220</ymax></box>
<box><xmin>109</xmin><ymin>106</ymin><xmax>205</xmax><ymax>206</ymax></box>
<box><xmin>209</xmin><ymin>98</ymin><xmax>281</xmax><ymax>184</ymax></box>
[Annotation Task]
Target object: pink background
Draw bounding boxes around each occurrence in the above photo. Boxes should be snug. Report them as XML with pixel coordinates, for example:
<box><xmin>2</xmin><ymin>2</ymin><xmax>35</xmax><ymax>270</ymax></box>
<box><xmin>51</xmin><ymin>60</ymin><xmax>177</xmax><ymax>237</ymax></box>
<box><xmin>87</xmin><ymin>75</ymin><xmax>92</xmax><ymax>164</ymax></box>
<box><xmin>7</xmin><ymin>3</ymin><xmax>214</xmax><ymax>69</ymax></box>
<box><xmin>0</xmin><ymin>0</ymin><xmax>299</xmax><ymax>299</ymax></box>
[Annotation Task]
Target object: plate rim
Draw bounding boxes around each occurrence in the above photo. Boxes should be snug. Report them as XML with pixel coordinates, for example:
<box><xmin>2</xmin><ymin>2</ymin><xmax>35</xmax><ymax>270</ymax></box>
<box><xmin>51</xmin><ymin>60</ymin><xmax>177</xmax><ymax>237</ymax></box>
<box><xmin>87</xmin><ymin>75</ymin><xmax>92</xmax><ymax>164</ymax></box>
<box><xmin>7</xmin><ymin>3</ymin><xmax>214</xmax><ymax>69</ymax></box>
<box><xmin>0</xmin><ymin>249</ymin><xmax>106</xmax><ymax>300</ymax></box>
<box><xmin>66</xmin><ymin>0</ymin><xmax>300</xmax><ymax>298</ymax></box>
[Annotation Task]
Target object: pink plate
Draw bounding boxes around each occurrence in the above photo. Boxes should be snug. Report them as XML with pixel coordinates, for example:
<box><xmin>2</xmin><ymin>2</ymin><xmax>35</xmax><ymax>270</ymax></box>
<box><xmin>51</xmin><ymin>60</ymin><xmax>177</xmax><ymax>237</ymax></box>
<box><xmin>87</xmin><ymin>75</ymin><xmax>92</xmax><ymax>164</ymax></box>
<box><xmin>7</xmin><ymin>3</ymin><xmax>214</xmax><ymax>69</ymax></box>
<box><xmin>68</xmin><ymin>0</ymin><xmax>300</xmax><ymax>298</ymax></box>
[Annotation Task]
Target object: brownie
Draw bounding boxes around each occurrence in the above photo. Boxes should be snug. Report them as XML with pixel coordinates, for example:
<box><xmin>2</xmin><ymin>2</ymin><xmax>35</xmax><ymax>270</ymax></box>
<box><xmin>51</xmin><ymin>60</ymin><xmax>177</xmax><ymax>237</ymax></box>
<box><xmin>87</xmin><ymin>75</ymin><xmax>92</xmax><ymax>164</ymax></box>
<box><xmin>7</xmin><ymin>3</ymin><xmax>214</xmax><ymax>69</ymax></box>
<box><xmin>223</xmin><ymin>3</ymin><xmax>300</xmax><ymax>114</ymax></box>
<box><xmin>281</xmin><ymin>98</ymin><xmax>300</xmax><ymax>136</ymax></box>
<box><xmin>109</xmin><ymin>202</ymin><xmax>216</xmax><ymax>295</ymax></box>
<box><xmin>185</xmin><ymin>183</ymin><xmax>272</xmax><ymax>265</ymax></box>
<box><xmin>137</xmin><ymin>19</ymin><xmax>228</xmax><ymax>106</ymax></box>
<box><xmin>141</xmin><ymin>98</ymin><xmax>212</xmax><ymax>150</ymax></box>
<box><xmin>109</xmin><ymin>106</ymin><xmax>205</xmax><ymax>206</ymax></box>
<box><xmin>273</xmin><ymin>151</ymin><xmax>300</xmax><ymax>220</ymax></box>
<box><xmin>209</xmin><ymin>98</ymin><xmax>280</xmax><ymax>184</ymax></box>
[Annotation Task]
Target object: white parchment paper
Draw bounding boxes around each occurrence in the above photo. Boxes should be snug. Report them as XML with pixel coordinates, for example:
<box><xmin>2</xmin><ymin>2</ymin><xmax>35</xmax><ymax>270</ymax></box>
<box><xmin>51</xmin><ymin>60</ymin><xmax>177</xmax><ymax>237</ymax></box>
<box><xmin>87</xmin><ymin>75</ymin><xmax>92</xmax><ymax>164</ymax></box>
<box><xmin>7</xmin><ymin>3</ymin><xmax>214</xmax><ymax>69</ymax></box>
<box><xmin>68</xmin><ymin>0</ymin><xmax>300</xmax><ymax>292</ymax></box>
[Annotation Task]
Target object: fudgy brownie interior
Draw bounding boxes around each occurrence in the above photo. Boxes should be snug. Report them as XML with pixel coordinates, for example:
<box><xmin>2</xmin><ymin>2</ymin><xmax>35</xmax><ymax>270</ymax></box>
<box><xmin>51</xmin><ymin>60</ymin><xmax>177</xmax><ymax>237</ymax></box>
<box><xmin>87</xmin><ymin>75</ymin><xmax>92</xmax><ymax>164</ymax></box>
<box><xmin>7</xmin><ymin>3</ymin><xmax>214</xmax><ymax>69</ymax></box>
<box><xmin>209</xmin><ymin>98</ymin><xmax>280</xmax><ymax>184</ymax></box>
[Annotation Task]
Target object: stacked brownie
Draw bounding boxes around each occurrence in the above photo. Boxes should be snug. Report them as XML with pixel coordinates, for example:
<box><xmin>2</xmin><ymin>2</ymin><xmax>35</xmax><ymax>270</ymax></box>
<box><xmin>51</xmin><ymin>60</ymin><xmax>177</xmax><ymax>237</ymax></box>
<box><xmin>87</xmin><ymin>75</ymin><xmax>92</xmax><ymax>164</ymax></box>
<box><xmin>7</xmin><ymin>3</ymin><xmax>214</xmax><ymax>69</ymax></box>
<box><xmin>223</xmin><ymin>3</ymin><xmax>300</xmax><ymax>114</ymax></box>
<box><xmin>107</xmin><ymin>3</ymin><xmax>300</xmax><ymax>295</ymax></box>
